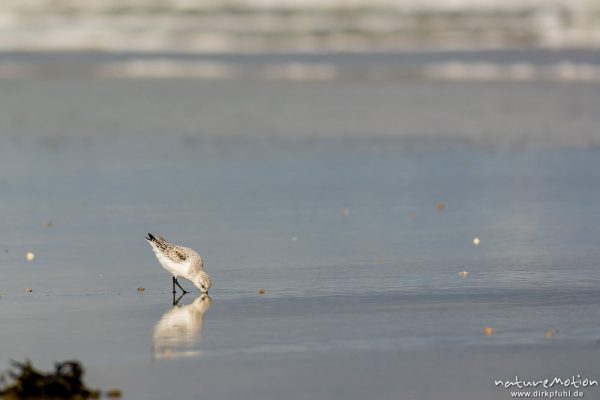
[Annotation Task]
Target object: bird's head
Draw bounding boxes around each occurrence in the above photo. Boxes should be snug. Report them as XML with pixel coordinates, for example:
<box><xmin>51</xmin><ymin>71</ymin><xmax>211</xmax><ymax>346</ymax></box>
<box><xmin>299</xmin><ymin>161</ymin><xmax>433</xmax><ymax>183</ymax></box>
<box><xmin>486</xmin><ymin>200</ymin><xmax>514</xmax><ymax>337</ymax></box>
<box><xmin>193</xmin><ymin>271</ymin><xmax>211</xmax><ymax>294</ymax></box>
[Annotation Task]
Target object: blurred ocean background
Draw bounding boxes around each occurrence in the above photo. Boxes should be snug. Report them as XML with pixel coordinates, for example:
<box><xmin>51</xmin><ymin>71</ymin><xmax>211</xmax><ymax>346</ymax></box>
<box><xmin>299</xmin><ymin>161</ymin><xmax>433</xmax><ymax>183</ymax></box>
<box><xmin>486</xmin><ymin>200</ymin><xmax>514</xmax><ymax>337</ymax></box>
<box><xmin>2</xmin><ymin>0</ymin><xmax>600</xmax><ymax>52</ymax></box>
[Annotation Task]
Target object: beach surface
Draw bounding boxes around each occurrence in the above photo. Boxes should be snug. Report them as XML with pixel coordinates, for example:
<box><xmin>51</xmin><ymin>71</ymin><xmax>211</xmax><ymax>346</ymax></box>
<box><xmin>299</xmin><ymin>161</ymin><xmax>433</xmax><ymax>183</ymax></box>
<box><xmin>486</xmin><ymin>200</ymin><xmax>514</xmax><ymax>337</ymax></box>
<box><xmin>1</xmin><ymin>51</ymin><xmax>600</xmax><ymax>399</ymax></box>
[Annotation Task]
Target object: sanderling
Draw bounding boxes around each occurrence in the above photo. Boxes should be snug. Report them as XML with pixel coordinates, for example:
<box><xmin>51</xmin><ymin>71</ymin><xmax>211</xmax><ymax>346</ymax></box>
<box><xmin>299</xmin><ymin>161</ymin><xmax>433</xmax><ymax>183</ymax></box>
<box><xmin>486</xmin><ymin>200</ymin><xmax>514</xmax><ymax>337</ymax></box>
<box><xmin>145</xmin><ymin>233</ymin><xmax>211</xmax><ymax>294</ymax></box>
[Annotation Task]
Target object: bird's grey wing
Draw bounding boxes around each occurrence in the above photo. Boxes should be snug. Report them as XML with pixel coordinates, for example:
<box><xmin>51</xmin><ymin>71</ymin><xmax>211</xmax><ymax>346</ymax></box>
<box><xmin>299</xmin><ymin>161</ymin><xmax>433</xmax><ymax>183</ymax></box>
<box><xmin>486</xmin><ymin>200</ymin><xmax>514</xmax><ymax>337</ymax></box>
<box><xmin>166</xmin><ymin>246</ymin><xmax>188</xmax><ymax>262</ymax></box>
<box><xmin>146</xmin><ymin>233</ymin><xmax>188</xmax><ymax>262</ymax></box>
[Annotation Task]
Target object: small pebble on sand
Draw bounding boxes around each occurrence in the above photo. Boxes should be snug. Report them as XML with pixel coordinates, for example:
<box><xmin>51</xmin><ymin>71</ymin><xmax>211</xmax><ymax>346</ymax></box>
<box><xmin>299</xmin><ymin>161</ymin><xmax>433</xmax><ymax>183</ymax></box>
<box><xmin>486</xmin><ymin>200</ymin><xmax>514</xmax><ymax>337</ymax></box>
<box><xmin>483</xmin><ymin>327</ymin><xmax>494</xmax><ymax>336</ymax></box>
<box><xmin>258</xmin><ymin>288</ymin><xmax>266</xmax><ymax>295</ymax></box>
<box><xmin>26</xmin><ymin>252</ymin><xmax>35</xmax><ymax>261</ymax></box>
<box><xmin>458</xmin><ymin>271</ymin><xmax>469</xmax><ymax>278</ymax></box>
<box><xmin>473</xmin><ymin>237</ymin><xmax>480</xmax><ymax>246</ymax></box>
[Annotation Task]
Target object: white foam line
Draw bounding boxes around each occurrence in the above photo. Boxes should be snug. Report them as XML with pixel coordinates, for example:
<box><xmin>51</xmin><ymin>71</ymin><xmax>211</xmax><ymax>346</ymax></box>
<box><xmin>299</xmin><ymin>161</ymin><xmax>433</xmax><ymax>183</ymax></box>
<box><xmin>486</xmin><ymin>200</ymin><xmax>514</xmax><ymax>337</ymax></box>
<box><xmin>3</xmin><ymin>59</ymin><xmax>600</xmax><ymax>82</ymax></box>
<box><xmin>93</xmin><ymin>59</ymin><xmax>240</xmax><ymax>79</ymax></box>
<box><xmin>423</xmin><ymin>61</ymin><xmax>600</xmax><ymax>82</ymax></box>
<box><xmin>94</xmin><ymin>60</ymin><xmax>339</xmax><ymax>81</ymax></box>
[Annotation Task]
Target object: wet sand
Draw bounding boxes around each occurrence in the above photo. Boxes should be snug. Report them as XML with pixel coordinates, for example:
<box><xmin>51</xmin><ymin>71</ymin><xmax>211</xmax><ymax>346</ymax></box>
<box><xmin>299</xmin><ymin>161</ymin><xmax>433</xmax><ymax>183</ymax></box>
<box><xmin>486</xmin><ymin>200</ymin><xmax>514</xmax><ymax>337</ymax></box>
<box><xmin>1</xmin><ymin>58</ymin><xmax>600</xmax><ymax>399</ymax></box>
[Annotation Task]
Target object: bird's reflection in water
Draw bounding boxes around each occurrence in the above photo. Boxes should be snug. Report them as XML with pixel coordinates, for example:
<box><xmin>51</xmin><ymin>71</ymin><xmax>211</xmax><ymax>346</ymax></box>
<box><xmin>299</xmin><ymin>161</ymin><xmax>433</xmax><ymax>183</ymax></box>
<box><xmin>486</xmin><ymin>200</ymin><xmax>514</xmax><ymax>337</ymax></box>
<box><xmin>152</xmin><ymin>293</ymin><xmax>212</xmax><ymax>359</ymax></box>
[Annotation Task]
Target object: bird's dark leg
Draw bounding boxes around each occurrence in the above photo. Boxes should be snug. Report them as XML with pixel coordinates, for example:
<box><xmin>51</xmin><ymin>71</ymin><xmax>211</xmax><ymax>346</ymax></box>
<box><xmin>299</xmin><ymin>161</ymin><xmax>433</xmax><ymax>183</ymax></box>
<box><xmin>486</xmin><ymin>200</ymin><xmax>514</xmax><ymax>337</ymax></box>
<box><xmin>174</xmin><ymin>278</ymin><xmax>188</xmax><ymax>294</ymax></box>
<box><xmin>173</xmin><ymin>292</ymin><xmax>186</xmax><ymax>306</ymax></box>
<box><xmin>172</xmin><ymin>277</ymin><xmax>176</xmax><ymax>294</ymax></box>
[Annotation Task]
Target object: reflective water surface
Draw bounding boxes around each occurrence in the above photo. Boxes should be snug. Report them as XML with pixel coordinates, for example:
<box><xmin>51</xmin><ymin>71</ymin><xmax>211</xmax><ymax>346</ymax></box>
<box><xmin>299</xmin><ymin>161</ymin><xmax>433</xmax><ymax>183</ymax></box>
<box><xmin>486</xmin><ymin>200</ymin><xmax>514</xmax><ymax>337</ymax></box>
<box><xmin>1</xmin><ymin>70</ymin><xmax>600</xmax><ymax>399</ymax></box>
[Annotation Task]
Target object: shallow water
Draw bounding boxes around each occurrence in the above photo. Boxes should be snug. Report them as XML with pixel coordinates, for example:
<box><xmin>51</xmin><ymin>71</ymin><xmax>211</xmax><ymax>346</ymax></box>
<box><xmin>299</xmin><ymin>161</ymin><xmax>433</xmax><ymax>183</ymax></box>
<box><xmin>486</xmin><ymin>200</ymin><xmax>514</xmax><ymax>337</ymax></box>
<box><xmin>1</xmin><ymin>71</ymin><xmax>600</xmax><ymax>399</ymax></box>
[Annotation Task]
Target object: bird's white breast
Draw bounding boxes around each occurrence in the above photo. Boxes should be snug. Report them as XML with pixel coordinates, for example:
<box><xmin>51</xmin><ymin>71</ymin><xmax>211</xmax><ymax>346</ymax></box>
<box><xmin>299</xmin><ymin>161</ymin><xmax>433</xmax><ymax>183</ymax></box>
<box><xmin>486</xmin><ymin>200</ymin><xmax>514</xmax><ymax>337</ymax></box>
<box><xmin>153</xmin><ymin>248</ymin><xmax>190</xmax><ymax>278</ymax></box>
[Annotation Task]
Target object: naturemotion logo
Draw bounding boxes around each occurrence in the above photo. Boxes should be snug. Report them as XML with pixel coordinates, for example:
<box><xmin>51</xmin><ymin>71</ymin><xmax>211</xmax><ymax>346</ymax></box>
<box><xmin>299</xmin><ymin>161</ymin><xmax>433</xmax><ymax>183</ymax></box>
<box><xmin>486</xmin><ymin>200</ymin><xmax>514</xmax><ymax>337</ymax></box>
<box><xmin>494</xmin><ymin>375</ymin><xmax>598</xmax><ymax>398</ymax></box>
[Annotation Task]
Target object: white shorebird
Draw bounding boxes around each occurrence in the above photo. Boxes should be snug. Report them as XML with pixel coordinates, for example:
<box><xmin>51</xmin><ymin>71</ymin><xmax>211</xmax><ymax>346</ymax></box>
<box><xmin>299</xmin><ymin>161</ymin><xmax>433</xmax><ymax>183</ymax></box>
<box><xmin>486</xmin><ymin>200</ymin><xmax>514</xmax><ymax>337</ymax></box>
<box><xmin>145</xmin><ymin>233</ymin><xmax>211</xmax><ymax>294</ymax></box>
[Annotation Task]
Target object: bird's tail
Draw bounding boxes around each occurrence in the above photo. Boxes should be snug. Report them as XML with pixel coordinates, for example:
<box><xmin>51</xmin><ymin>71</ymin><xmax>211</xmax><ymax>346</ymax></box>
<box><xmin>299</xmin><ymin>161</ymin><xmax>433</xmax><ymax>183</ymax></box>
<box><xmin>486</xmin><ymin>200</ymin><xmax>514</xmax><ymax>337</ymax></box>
<box><xmin>145</xmin><ymin>233</ymin><xmax>169</xmax><ymax>250</ymax></box>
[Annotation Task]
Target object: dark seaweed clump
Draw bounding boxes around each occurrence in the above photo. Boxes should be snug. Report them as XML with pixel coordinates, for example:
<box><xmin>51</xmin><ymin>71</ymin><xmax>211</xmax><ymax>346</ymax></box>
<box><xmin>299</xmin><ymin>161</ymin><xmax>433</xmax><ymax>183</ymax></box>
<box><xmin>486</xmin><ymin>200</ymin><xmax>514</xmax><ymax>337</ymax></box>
<box><xmin>0</xmin><ymin>360</ymin><xmax>103</xmax><ymax>399</ymax></box>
